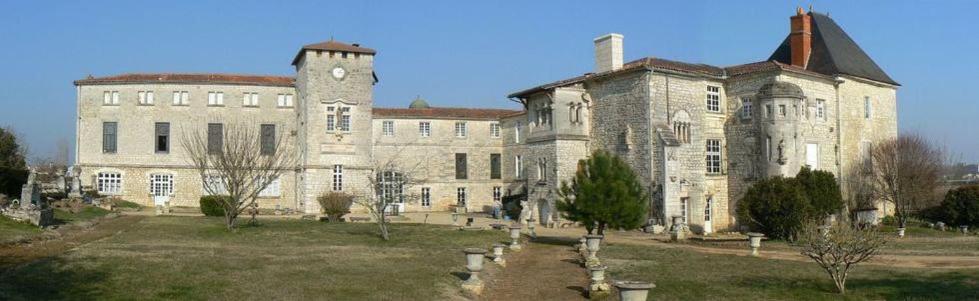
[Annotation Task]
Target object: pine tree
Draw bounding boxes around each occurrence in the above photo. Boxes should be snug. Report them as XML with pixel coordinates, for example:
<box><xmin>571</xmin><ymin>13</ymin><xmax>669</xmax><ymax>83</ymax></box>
<box><xmin>557</xmin><ymin>150</ymin><xmax>648</xmax><ymax>235</ymax></box>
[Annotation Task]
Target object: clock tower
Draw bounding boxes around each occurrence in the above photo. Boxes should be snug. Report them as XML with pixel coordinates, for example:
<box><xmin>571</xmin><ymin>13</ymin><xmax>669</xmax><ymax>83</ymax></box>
<box><xmin>293</xmin><ymin>40</ymin><xmax>378</xmax><ymax>213</ymax></box>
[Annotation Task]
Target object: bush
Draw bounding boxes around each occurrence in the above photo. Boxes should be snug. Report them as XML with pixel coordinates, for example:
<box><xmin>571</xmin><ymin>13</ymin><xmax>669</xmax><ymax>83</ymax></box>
<box><xmin>795</xmin><ymin>167</ymin><xmax>843</xmax><ymax>219</ymax></box>
<box><xmin>200</xmin><ymin>196</ymin><xmax>229</xmax><ymax>217</ymax></box>
<box><xmin>501</xmin><ymin>193</ymin><xmax>525</xmax><ymax>221</ymax></box>
<box><xmin>737</xmin><ymin>176</ymin><xmax>812</xmax><ymax>240</ymax></box>
<box><xmin>556</xmin><ymin>150</ymin><xmax>648</xmax><ymax>234</ymax></box>
<box><xmin>880</xmin><ymin>215</ymin><xmax>897</xmax><ymax>226</ymax></box>
<box><xmin>937</xmin><ymin>185</ymin><xmax>979</xmax><ymax>227</ymax></box>
<box><xmin>0</xmin><ymin>167</ymin><xmax>28</xmax><ymax>198</ymax></box>
<box><xmin>318</xmin><ymin>192</ymin><xmax>354</xmax><ymax>222</ymax></box>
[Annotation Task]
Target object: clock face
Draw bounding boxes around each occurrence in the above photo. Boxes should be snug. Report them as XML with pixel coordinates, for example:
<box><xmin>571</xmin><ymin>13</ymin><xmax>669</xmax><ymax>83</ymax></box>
<box><xmin>331</xmin><ymin>67</ymin><xmax>346</xmax><ymax>80</ymax></box>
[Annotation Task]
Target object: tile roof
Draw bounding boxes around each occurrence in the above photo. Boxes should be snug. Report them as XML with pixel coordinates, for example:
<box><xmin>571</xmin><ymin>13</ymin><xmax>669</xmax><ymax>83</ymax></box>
<box><xmin>768</xmin><ymin>12</ymin><xmax>898</xmax><ymax>85</ymax></box>
<box><xmin>74</xmin><ymin>73</ymin><xmax>295</xmax><ymax>87</ymax></box>
<box><xmin>373</xmin><ymin>107</ymin><xmax>524</xmax><ymax>120</ymax></box>
<box><xmin>292</xmin><ymin>40</ymin><xmax>376</xmax><ymax>65</ymax></box>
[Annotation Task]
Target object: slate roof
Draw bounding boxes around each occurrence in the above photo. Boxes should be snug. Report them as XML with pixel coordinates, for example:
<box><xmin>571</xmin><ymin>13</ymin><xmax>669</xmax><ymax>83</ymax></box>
<box><xmin>373</xmin><ymin>107</ymin><xmax>524</xmax><ymax>120</ymax></box>
<box><xmin>769</xmin><ymin>12</ymin><xmax>898</xmax><ymax>85</ymax></box>
<box><xmin>74</xmin><ymin>73</ymin><xmax>295</xmax><ymax>87</ymax></box>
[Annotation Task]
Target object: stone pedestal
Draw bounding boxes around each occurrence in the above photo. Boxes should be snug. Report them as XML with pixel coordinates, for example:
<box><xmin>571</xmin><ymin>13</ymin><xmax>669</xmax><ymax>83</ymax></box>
<box><xmin>614</xmin><ymin>281</ymin><xmax>655</xmax><ymax>301</ymax></box>
<box><xmin>462</xmin><ymin>248</ymin><xmax>487</xmax><ymax>295</ymax></box>
<box><xmin>587</xmin><ymin>264</ymin><xmax>610</xmax><ymax>298</ymax></box>
<box><xmin>508</xmin><ymin>225</ymin><xmax>522</xmax><ymax>251</ymax></box>
<box><xmin>585</xmin><ymin>234</ymin><xmax>604</xmax><ymax>267</ymax></box>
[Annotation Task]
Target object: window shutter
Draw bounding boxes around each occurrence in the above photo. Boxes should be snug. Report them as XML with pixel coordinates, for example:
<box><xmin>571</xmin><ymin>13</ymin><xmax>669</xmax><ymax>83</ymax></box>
<box><xmin>455</xmin><ymin>153</ymin><xmax>468</xmax><ymax>179</ymax></box>
<box><xmin>490</xmin><ymin>154</ymin><xmax>501</xmax><ymax>179</ymax></box>
<box><xmin>207</xmin><ymin>123</ymin><xmax>223</xmax><ymax>154</ymax></box>
<box><xmin>103</xmin><ymin>122</ymin><xmax>117</xmax><ymax>153</ymax></box>
<box><xmin>261</xmin><ymin>124</ymin><xmax>276</xmax><ymax>155</ymax></box>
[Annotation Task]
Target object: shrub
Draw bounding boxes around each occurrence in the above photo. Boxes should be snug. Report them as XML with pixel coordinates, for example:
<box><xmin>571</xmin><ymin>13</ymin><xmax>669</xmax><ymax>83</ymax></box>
<box><xmin>556</xmin><ymin>150</ymin><xmax>648</xmax><ymax>235</ymax></box>
<box><xmin>737</xmin><ymin>176</ymin><xmax>812</xmax><ymax>240</ymax></box>
<box><xmin>200</xmin><ymin>196</ymin><xmax>229</xmax><ymax>217</ymax></box>
<box><xmin>0</xmin><ymin>167</ymin><xmax>28</xmax><ymax>198</ymax></box>
<box><xmin>501</xmin><ymin>193</ymin><xmax>525</xmax><ymax>221</ymax></box>
<box><xmin>318</xmin><ymin>192</ymin><xmax>354</xmax><ymax>222</ymax></box>
<box><xmin>880</xmin><ymin>215</ymin><xmax>897</xmax><ymax>226</ymax></box>
<box><xmin>938</xmin><ymin>185</ymin><xmax>979</xmax><ymax>227</ymax></box>
<box><xmin>795</xmin><ymin>167</ymin><xmax>843</xmax><ymax>219</ymax></box>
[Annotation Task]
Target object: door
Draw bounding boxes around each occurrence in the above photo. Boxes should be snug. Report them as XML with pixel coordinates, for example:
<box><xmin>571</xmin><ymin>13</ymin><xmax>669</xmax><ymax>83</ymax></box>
<box><xmin>150</xmin><ymin>174</ymin><xmax>173</xmax><ymax>206</ymax></box>
<box><xmin>806</xmin><ymin>143</ymin><xmax>819</xmax><ymax>169</ymax></box>
<box><xmin>703</xmin><ymin>197</ymin><xmax>713</xmax><ymax>234</ymax></box>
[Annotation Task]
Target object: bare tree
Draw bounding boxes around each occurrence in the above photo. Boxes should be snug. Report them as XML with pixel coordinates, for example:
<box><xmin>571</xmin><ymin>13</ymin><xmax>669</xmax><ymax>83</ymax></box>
<box><xmin>799</xmin><ymin>221</ymin><xmax>888</xmax><ymax>294</ymax></box>
<box><xmin>356</xmin><ymin>147</ymin><xmax>423</xmax><ymax>241</ymax></box>
<box><xmin>181</xmin><ymin>123</ymin><xmax>295</xmax><ymax>231</ymax></box>
<box><xmin>864</xmin><ymin>133</ymin><xmax>945</xmax><ymax>227</ymax></box>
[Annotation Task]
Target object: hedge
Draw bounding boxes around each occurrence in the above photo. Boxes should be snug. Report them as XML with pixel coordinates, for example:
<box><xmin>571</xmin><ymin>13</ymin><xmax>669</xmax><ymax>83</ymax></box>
<box><xmin>199</xmin><ymin>196</ymin><xmax>230</xmax><ymax>217</ymax></box>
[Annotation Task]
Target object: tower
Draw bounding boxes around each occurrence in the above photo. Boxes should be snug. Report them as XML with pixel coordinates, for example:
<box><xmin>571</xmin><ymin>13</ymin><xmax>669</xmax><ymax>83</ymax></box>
<box><xmin>293</xmin><ymin>40</ymin><xmax>378</xmax><ymax>213</ymax></box>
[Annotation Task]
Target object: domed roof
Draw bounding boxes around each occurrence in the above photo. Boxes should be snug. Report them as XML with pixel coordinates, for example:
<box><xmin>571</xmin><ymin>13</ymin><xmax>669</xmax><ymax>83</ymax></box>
<box><xmin>758</xmin><ymin>81</ymin><xmax>804</xmax><ymax>98</ymax></box>
<box><xmin>408</xmin><ymin>96</ymin><xmax>430</xmax><ymax>109</ymax></box>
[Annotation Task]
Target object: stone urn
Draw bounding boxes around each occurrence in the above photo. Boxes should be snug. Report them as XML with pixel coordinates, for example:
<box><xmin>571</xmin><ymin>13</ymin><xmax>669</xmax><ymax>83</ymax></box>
<box><xmin>670</xmin><ymin>215</ymin><xmax>685</xmax><ymax>231</ymax></box>
<box><xmin>614</xmin><ymin>280</ymin><xmax>655</xmax><ymax>301</ymax></box>
<box><xmin>527</xmin><ymin>218</ymin><xmax>537</xmax><ymax>238</ymax></box>
<box><xmin>747</xmin><ymin>232</ymin><xmax>765</xmax><ymax>256</ymax></box>
<box><xmin>491</xmin><ymin>244</ymin><xmax>506</xmax><ymax>265</ymax></box>
<box><xmin>937</xmin><ymin>222</ymin><xmax>946</xmax><ymax>231</ymax></box>
<box><xmin>587</xmin><ymin>264</ymin><xmax>610</xmax><ymax>296</ymax></box>
<box><xmin>462</xmin><ymin>248</ymin><xmax>487</xmax><ymax>293</ymax></box>
<box><xmin>508</xmin><ymin>225</ymin><xmax>523</xmax><ymax>250</ymax></box>
<box><xmin>577</xmin><ymin>236</ymin><xmax>588</xmax><ymax>252</ymax></box>
<box><xmin>585</xmin><ymin>234</ymin><xmax>604</xmax><ymax>266</ymax></box>
<box><xmin>896</xmin><ymin>227</ymin><xmax>906</xmax><ymax>238</ymax></box>
<box><xmin>961</xmin><ymin>225</ymin><xmax>970</xmax><ymax>234</ymax></box>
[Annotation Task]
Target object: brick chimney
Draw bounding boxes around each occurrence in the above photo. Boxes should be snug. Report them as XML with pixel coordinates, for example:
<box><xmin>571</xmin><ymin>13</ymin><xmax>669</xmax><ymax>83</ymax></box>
<box><xmin>594</xmin><ymin>33</ymin><xmax>623</xmax><ymax>73</ymax></box>
<box><xmin>789</xmin><ymin>7</ymin><xmax>812</xmax><ymax>68</ymax></box>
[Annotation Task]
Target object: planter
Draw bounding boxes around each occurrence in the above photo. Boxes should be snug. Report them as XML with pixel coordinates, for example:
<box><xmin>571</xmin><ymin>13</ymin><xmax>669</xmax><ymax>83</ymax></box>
<box><xmin>614</xmin><ymin>280</ymin><xmax>655</xmax><ymax>301</ymax></box>
<box><xmin>961</xmin><ymin>225</ymin><xmax>970</xmax><ymax>234</ymax></box>
<box><xmin>462</xmin><ymin>248</ymin><xmax>487</xmax><ymax>294</ymax></box>
<box><xmin>577</xmin><ymin>236</ymin><xmax>587</xmax><ymax>252</ymax></box>
<box><xmin>587</xmin><ymin>264</ymin><xmax>610</xmax><ymax>295</ymax></box>
<box><xmin>509</xmin><ymin>225</ymin><xmax>523</xmax><ymax>250</ymax></box>
<box><xmin>896</xmin><ymin>227</ymin><xmax>906</xmax><ymax>238</ymax></box>
<box><xmin>491</xmin><ymin>244</ymin><xmax>506</xmax><ymax>264</ymax></box>
<box><xmin>670</xmin><ymin>215</ymin><xmax>685</xmax><ymax>231</ymax></box>
<box><xmin>585</xmin><ymin>234</ymin><xmax>604</xmax><ymax>265</ymax></box>
<box><xmin>747</xmin><ymin>232</ymin><xmax>765</xmax><ymax>256</ymax></box>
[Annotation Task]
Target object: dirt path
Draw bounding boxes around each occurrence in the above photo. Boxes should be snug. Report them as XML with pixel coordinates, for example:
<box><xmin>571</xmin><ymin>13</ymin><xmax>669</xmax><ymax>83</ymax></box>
<box><xmin>0</xmin><ymin>215</ymin><xmax>144</xmax><ymax>268</ymax></box>
<box><xmin>480</xmin><ymin>236</ymin><xmax>590</xmax><ymax>301</ymax></box>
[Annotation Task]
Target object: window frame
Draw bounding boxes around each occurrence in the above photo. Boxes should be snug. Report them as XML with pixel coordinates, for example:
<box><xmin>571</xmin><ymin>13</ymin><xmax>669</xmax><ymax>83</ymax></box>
<box><xmin>96</xmin><ymin>172</ymin><xmax>122</xmax><ymax>195</ymax></box>
<box><xmin>102</xmin><ymin>122</ymin><xmax>117</xmax><ymax>154</ymax></box>
<box><xmin>490</xmin><ymin>122</ymin><xmax>501</xmax><ymax>138</ymax></box>
<box><xmin>421</xmin><ymin>187</ymin><xmax>431</xmax><ymax>207</ymax></box>
<box><xmin>706</xmin><ymin>86</ymin><xmax>721</xmax><ymax>113</ymax></box>
<box><xmin>155</xmin><ymin>122</ymin><xmax>170</xmax><ymax>154</ymax></box>
<box><xmin>382</xmin><ymin>120</ymin><xmax>395</xmax><ymax>136</ymax></box>
<box><xmin>740</xmin><ymin>97</ymin><xmax>752</xmax><ymax>119</ymax></box>
<box><xmin>706</xmin><ymin>139</ymin><xmax>722</xmax><ymax>174</ymax></box>
<box><xmin>419</xmin><ymin>121</ymin><xmax>431</xmax><ymax>137</ymax></box>
<box><xmin>454</xmin><ymin>122</ymin><xmax>467</xmax><ymax>138</ymax></box>
<box><xmin>455</xmin><ymin>153</ymin><xmax>468</xmax><ymax>180</ymax></box>
<box><xmin>332</xmin><ymin>165</ymin><xmax>343</xmax><ymax>191</ymax></box>
<box><xmin>490</xmin><ymin>153</ymin><xmax>501</xmax><ymax>179</ymax></box>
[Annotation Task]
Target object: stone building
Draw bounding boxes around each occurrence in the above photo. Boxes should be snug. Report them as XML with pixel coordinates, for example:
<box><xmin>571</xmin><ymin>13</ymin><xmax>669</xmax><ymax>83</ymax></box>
<box><xmin>74</xmin><ymin>9</ymin><xmax>897</xmax><ymax>232</ymax></box>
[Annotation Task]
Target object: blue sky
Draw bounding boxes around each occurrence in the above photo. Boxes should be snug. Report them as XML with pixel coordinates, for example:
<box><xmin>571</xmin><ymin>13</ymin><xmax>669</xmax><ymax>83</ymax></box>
<box><xmin>1</xmin><ymin>1</ymin><xmax>976</xmax><ymax>162</ymax></box>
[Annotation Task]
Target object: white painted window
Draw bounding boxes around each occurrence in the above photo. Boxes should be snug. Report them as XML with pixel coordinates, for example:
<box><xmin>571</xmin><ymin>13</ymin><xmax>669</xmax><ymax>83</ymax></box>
<box><xmin>680</xmin><ymin>198</ymin><xmax>689</xmax><ymax>223</ymax></box>
<box><xmin>172</xmin><ymin>91</ymin><xmax>189</xmax><ymax>105</ymax></box>
<box><xmin>382</xmin><ymin>120</ymin><xmax>394</xmax><ymax>136</ymax></box>
<box><xmin>490</xmin><ymin>122</ymin><xmax>501</xmax><ymax>138</ymax></box>
<box><xmin>704</xmin><ymin>198</ymin><xmax>712</xmax><ymax>222</ymax></box>
<box><xmin>277</xmin><ymin>94</ymin><xmax>294</xmax><ymax>107</ymax></box>
<box><xmin>816</xmin><ymin>99</ymin><xmax>826</xmax><ymax>120</ymax></box>
<box><xmin>419</xmin><ymin>121</ymin><xmax>431</xmax><ymax>137</ymax></box>
<box><xmin>208</xmin><ymin>92</ymin><xmax>224</xmax><ymax>106</ymax></box>
<box><xmin>515</xmin><ymin>155</ymin><xmax>523</xmax><ymax>178</ymax></box>
<box><xmin>706</xmin><ymin>86</ymin><xmax>721</xmax><ymax>112</ymax></box>
<box><xmin>456</xmin><ymin>187</ymin><xmax>467</xmax><ymax>207</ymax></box>
<box><xmin>514</xmin><ymin>122</ymin><xmax>521</xmax><ymax>143</ymax></box>
<box><xmin>111</xmin><ymin>91</ymin><xmax>119</xmax><ymax>104</ymax></box>
<box><xmin>97</xmin><ymin>172</ymin><xmax>122</xmax><ymax>195</ymax></box>
<box><xmin>537</xmin><ymin>157</ymin><xmax>548</xmax><ymax>182</ymax></box>
<box><xmin>149</xmin><ymin>174</ymin><xmax>174</xmax><ymax>196</ymax></box>
<box><xmin>326</xmin><ymin>106</ymin><xmax>336</xmax><ymax>131</ymax></box>
<box><xmin>706</xmin><ymin>139</ymin><xmax>722</xmax><ymax>174</ymax></box>
<box><xmin>103</xmin><ymin>91</ymin><xmax>111</xmax><ymax>105</ymax></box>
<box><xmin>202</xmin><ymin>175</ymin><xmax>228</xmax><ymax>195</ymax></box>
<box><xmin>864</xmin><ymin>96</ymin><xmax>872</xmax><ymax>119</ymax></box>
<box><xmin>332</xmin><ymin>165</ymin><xmax>343</xmax><ymax>191</ymax></box>
<box><xmin>806</xmin><ymin>143</ymin><xmax>819</xmax><ymax>169</ymax></box>
<box><xmin>243</xmin><ymin>92</ymin><xmax>259</xmax><ymax>107</ymax></box>
<box><xmin>741</xmin><ymin>97</ymin><xmax>752</xmax><ymax>119</ymax></box>
<box><xmin>455</xmin><ymin>122</ymin><xmax>467</xmax><ymax>138</ymax></box>
<box><xmin>339</xmin><ymin>107</ymin><xmax>351</xmax><ymax>132</ymax></box>
<box><xmin>138</xmin><ymin>91</ymin><xmax>154</xmax><ymax>105</ymax></box>
<box><xmin>421</xmin><ymin>187</ymin><xmax>431</xmax><ymax>207</ymax></box>
<box><xmin>493</xmin><ymin>186</ymin><xmax>501</xmax><ymax>203</ymax></box>
<box><xmin>259</xmin><ymin>177</ymin><xmax>281</xmax><ymax>197</ymax></box>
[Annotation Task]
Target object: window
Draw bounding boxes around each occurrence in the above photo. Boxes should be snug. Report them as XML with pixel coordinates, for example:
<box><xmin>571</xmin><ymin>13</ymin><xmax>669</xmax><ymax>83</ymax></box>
<box><xmin>202</xmin><ymin>175</ymin><xmax>228</xmax><ymax>195</ymax></box>
<box><xmin>103</xmin><ymin>91</ymin><xmax>119</xmax><ymax>105</ymax></box>
<box><xmin>864</xmin><ymin>96</ymin><xmax>872</xmax><ymax>119</ymax></box>
<box><xmin>778</xmin><ymin>105</ymin><xmax>786</xmax><ymax>117</ymax></box>
<box><xmin>339</xmin><ymin>107</ymin><xmax>351</xmax><ymax>132</ymax></box>
<box><xmin>514</xmin><ymin>122</ymin><xmax>521</xmax><ymax>143</ymax></box>
<box><xmin>455</xmin><ymin>122</ymin><xmax>467</xmax><ymax>138</ymax></box>
<box><xmin>243</xmin><ymin>92</ymin><xmax>259</xmax><ymax>107</ymax></box>
<box><xmin>741</xmin><ymin>98</ymin><xmax>752</xmax><ymax>119</ymax></box>
<box><xmin>806</xmin><ymin>143</ymin><xmax>819</xmax><ymax>169</ymax></box>
<box><xmin>138</xmin><ymin>91</ymin><xmax>154</xmax><ymax>105</ymax></box>
<box><xmin>421</xmin><ymin>187</ymin><xmax>431</xmax><ymax>207</ymax></box>
<box><xmin>207</xmin><ymin>123</ymin><xmax>223</xmax><ymax>154</ymax></box>
<box><xmin>706</xmin><ymin>86</ymin><xmax>721</xmax><ymax>112</ymax></box>
<box><xmin>149</xmin><ymin>173</ymin><xmax>174</xmax><ymax>196</ymax></box>
<box><xmin>816</xmin><ymin>99</ymin><xmax>826</xmax><ymax>120</ymax></box>
<box><xmin>704</xmin><ymin>198</ymin><xmax>712</xmax><ymax>222</ymax></box>
<box><xmin>537</xmin><ymin>157</ymin><xmax>548</xmax><ymax>182</ymax></box>
<box><xmin>706</xmin><ymin>139</ymin><xmax>722</xmax><ymax>174</ymax></box>
<box><xmin>455</xmin><ymin>153</ymin><xmax>468</xmax><ymax>180</ymax></box>
<box><xmin>326</xmin><ymin>106</ymin><xmax>336</xmax><ymax>131</ymax></box>
<box><xmin>672</xmin><ymin>121</ymin><xmax>690</xmax><ymax>144</ymax></box>
<box><xmin>172</xmin><ymin>91</ymin><xmax>189</xmax><ymax>105</ymax></box>
<box><xmin>155</xmin><ymin>122</ymin><xmax>170</xmax><ymax>153</ymax></box>
<box><xmin>377</xmin><ymin>171</ymin><xmax>405</xmax><ymax>204</ymax></box>
<box><xmin>490</xmin><ymin>153</ymin><xmax>501</xmax><ymax>179</ymax></box>
<box><xmin>419</xmin><ymin>122</ymin><xmax>431</xmax><ymax>137</ymax></box>
<box><xmin>208</xmin><ymin>92</ymin><xmax>224</xmax><ymax>106</ymax></box>
<box><xmin>261</xmin><ymin>124</ymin><xmax>276</xmax><ymax>155</ymax></box>
<box><xmin>259</xmin><ymin>177</ymin><xmax>280</xmax><ymax>197</ymax></box>
<box><xmin>332</xmin><ymin>165</ymin><xmax>343</xmax><ymax>191</ymax></box>
<box><xmin>534</xmin><ymin>103</ymin><xmax>552</xmax><ymax>128</ymax></box>
<box><xmin>680</xmin><ymin>197</ymin><xmax>689</xmax><ymax>223</ymax></box>
<box><xmin>490</xmin><ymin>123</ymin><xmax>501</xmax><ymax>138</ymax></box>
<box><xmin>493</xmin><ymin>186</ymin><xmax>502</xmax><ymax>203</ymax></box>
<box><xmin>382</xmin><ymin>121</ymin><xmax>394</xmax><ymax>136</ymax></box>
<box><xmin>765</xmin><ymin>104</ymin><xmax>773</xmax><ymax>118</ymax></box>
<box><xmin>457</xmin><ymin>187</ymin><xmax>467</xmax><ymax>207</ymax></box>
<box><xmin>97</xmin><ymin>172</ymin><xmax>122</xmax><ymax>195</ymax></box>
<box><xmin>766</xmin><ymin>136</ymin><xmax>773</xmax><ymax>162</ymax></box>
<box><xmin>326</xmin><ymin>106</ymin><xmax>351</xmax><ymax>132</ymax></box>
<box><xmin>102</xmin><ymin>122</ymin><xmax>117</xmax><ymax>153</ymax></box>
<box><xmin>515</xmin><ymin>155</ymin><xmax>523</xmax><ymax>178</ymax></box>
<box><xmin>277</xmin><ymin>94</ymin><xmax>294</xmax><ymax>107</ymax></box>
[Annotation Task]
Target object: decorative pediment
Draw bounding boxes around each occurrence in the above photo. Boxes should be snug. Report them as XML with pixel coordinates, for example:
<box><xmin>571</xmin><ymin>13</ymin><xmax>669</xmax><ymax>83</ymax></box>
<box><xmin>321</xmin><ymin>98</ymin><xmax>359</xmax><ymax>105</ymax></box>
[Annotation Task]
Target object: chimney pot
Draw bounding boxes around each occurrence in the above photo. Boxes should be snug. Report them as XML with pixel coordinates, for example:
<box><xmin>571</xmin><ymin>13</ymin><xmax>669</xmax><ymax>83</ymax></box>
<box><xmin>594</xmin><ymin>33</ymin><xmax>624</xmax><ymax>73</ymax></box>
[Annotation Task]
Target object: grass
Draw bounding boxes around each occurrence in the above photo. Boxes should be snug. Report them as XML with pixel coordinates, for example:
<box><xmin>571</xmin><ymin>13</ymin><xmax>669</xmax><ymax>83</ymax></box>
<box><xmin>111</xmin><ymin>200</ymin><xmax>142</xmax><ymax>209</ymax></box>
<box><xmin>53</xmin><ymin>207</ymin><xmax>112</xmax><ymax>224</ymax></box>
<box><xmin>0</xmin><ymin>217</ymin><xmax>507</xmax><ymax>301</ymax></box>
<box><xmin>0</xmin><ymin>216</ymin><xmax>43</xmax><ymax>244</ymax></box>
<box><xmin>601</xmin><ymin>242</ymin><xmax>979</xmax><ymax>300</ymax></box>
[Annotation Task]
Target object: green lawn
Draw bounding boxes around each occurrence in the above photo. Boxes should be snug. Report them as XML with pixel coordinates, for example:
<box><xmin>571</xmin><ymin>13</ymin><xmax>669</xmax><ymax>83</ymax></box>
<box><xmin>0</xmin><ymin>216</ymin><xmax>42</xmax><ymax>244</ymax></box>
<box><xmin>0</xmin><ymin>217</ymin><xmax>506</xmax><ymax>301</ymax></box>
<box><xmin>600</xmin><ymin>242</ymin><xmax>979</xmax><ymax>300</ymax></box>
<box><xmin>53</xmin><ymin>207</ymin><xmax>112</xmax><ymax>223</ymax></box>
<box><xmin>693</xmin><ymin>226</ymin><xmax>979</xmax><ymax>256</ymax></box>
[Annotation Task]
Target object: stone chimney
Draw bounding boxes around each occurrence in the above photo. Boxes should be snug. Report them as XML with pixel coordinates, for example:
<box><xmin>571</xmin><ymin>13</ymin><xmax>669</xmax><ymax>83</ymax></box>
<box><xmin>594</xmin><ymin>33</ymin><xmax>624</xmax><ymax>73</ymax></box>
<box><xmin>789</xmin><ymin>7</ymin><xmax>812</xmax><ymax>68</ymax></box>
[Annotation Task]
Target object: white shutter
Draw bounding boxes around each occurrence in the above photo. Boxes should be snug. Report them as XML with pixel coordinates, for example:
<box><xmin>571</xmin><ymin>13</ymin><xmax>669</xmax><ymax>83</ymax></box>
<box><xmin>217</xmin><ymin>92</ymin><xmax>224</xmax><ymax>105</ymax></box>
<box><xmin>147</xmin><ymin>91</ymin><xmax>154</xmax><ymax>104</ymax></box>
<box><xmin>806</xmin><ymin>143</ymin><xmax>819</xmax><ymax>169</ymax></box>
